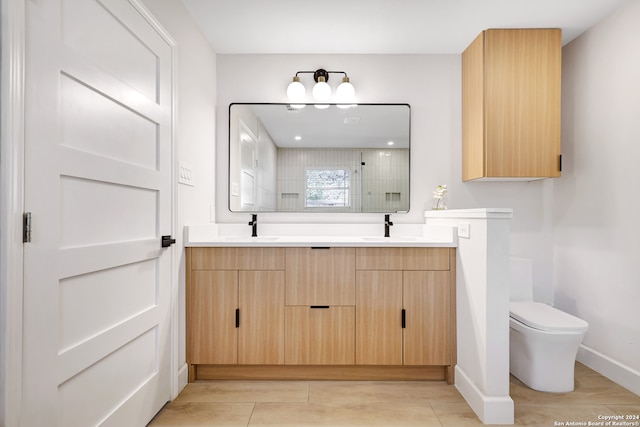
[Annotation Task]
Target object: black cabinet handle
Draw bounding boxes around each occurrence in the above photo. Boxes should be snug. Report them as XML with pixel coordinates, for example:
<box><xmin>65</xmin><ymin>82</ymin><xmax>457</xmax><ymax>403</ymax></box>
<box><xmin>401</xmin><ymin>309</ymin><xmax>406</xmax><ymax>328</ymax></box>
<box><xmin>235</xmin><ymin>309</ymin><xmax>240</xmax><ymax>328</ymax></box>
<box><xmin>310</xmin><ymin>306</ymin><xmax>330</xmax><ymax>309</ymax></box>
<box><xmin>311</xmin><ymin>247</ymin><xmax>330</xmax><ymax>250</ymax></box>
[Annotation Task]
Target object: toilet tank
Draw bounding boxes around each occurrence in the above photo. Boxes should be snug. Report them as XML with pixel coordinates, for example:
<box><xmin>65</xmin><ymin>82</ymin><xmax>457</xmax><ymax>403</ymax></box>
<box><xmin>510</xmin><ymin>257</ymin><xmax>534</xmax><ymax>301</ymax></box>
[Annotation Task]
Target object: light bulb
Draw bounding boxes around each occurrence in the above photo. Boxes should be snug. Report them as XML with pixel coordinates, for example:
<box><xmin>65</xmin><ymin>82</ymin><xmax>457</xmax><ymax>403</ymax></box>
<box><xmin>312</xmin><ymin>76</ymin><xmax>331</xmax><ymax>102</ymax></box>
<box><xmin>287</xmin><ymin>76</ymin><xmax>305</xmax><ymax>102</ymax></box>
<box><xmin>336</xmin><ymin>77</ymin><xmax>355</xmax><ymax>103</ymax></box>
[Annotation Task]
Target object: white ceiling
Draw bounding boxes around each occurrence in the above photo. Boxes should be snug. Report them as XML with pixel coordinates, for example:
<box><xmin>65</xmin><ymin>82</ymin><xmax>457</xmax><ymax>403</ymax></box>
<box><xmin>180</xmin><ymin>0</ymin><xmax>627</xmax><ymax>54</ymax></box>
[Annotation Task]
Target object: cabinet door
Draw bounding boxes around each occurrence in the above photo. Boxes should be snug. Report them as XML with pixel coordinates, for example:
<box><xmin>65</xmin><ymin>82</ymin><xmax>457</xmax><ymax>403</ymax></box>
<box><xmin>484</xmin><ymin>29</ymin><xmax>561</xmax><ymax>178</ymax></box>
<box><xmin>284</xmin><ymin>306</ymin><xmax>355</xmax><ymax>365</ymax></box>
<box><xmin>189</xmin><ymin>271</ymin><xmax>238</xmax><ymax>364</ymax></box>
<box><xmin>462</xmin><ymin>29</ymin><xmax>561</xmax><ymax>180</ymax></box>
<box><xmin>238</xmin><ymin>271</ymin><xmax>285</xmax><ymax>364</ymax></box>
<box><xmin>285</xmin><ymin>247</ymin><xmax>355</xmax><ymax>305</ymax></box>
<box><xmin>356</xmin><ymin>271</ymin><xmax>403</xmax><ymax>365</ymax></box>
<box><xmin>403</xmin><ymin>271</ymin><xmax>450</xmax><ymax>365</ymax></box>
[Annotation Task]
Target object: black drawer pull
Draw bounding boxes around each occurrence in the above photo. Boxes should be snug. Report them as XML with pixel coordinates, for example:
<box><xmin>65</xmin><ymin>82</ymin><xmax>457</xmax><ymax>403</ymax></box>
<box><xmin>311</xmin><ymin>247</ymin><xmax>331</xmax><ymax>250</ymax></box>
<box><xmin>235</xmin><ymin>308</ymin><xmax>240</xmax><ymax>328</ymax></box>
<box><xmin>401</xmin><ymin>309</ymin><xmax>406</xmax><ymax>328</ymax></box>
<box><xmin>310</xmin><ymin>305</ymin><xmax>330</xmax><ymax>309</ymax></box>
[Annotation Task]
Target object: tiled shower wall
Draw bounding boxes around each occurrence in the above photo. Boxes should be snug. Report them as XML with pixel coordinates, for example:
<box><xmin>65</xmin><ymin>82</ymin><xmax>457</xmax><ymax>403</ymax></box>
<box><xmin>277</xmin><ymin>147</ymin><xmax>409</xmax><ymax>212</ymax></box>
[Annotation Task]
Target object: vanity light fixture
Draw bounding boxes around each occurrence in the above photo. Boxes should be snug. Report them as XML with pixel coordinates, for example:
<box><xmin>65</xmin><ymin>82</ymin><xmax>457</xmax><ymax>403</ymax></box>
<box><xmin>287</xmin><ymin>68</ymin><xmax>355</xmax><ymax>104</ymax></box>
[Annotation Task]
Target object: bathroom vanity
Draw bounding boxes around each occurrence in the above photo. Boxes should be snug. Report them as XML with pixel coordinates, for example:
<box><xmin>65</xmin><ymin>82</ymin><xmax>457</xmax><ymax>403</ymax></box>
<box><xmin>185</xmin><ymin>237</ymin><xmax>457</xmax><ymax>384</ymax></box>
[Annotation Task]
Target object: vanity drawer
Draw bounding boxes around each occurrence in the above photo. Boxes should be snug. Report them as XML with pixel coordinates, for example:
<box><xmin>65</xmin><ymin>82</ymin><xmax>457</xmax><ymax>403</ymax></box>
<box><xmin>285</xmin><ymin>247</ymin><xmax>355</xmax><ymax>305</ymax></box>
<box><xmin>284</xmin><ymin>305</ymin><xmax>355</xmax><ymax>365</ymax></box>
<box><xmin>190</xmin><ymin>247</ymin><xmax>285</xmax><ymax>270</ymax></box>
<box><xmin>356</xmin><ymin>247</ymin><xmax>450</xmax><ymax>271</ymax></box>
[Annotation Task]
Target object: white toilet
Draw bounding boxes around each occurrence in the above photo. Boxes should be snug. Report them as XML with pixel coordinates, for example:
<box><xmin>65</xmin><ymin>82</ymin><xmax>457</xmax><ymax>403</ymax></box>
<box><xmin>509</xmin><ymin>258</ymin><xmax>588</xmax><ymax>393</ymax></box>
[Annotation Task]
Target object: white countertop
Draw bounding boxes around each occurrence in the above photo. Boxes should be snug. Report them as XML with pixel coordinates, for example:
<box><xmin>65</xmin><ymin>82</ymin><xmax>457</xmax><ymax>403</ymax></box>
<box><xmin>185</xmin><ymin>223</ymin><xmax>458</xmax><ymax>248</ymax></box>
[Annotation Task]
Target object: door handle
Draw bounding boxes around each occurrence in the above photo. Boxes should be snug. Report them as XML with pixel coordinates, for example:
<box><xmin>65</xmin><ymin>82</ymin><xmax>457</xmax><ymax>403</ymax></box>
<box><xmin>161</xmin><ymin>235</ymin><xmax>176</xmax><ymax>248</ymax></box>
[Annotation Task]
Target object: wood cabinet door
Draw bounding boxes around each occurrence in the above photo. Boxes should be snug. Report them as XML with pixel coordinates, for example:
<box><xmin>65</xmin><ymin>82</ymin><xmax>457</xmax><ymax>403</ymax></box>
<box><xmin>484</xmin><ymin>29</ymin><xmax>561</xmax><ymax>178</ymax></box>
<box><xmin>238</xmin><ymin>271</ymin><xmax>285</xmax><ymax>364</ymax></box>
<box><xmin>285</xmin><ymin>247</ymin><xmax>355</xmax><ymax>305</ymax></box>
<box><xmin>463</xmin><ymin>29</ymin><xmax>561</xmax><ymax>180</ymax></box>
<box><xmin>189</xmin><ymin>271</ymin><xmax>238</xmax><ymax>364</ymax></box>
<box><xmin>356</xmin><ymin>271</ymin><xmax>403</xmax><ymax>365</ymax></box>
<box><xmin>284</xmin><ymin>306</ymin><xmax>355</xmax><ymax>365</ymax></box>
<box><xmin>403</xmin><ymin>271</ymin><xmax>451</xmax><ymax>365</ymax></box>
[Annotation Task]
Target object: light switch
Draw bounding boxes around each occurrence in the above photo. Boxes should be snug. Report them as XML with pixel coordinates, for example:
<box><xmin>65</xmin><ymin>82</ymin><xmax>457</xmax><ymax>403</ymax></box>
<box><xmin>178</xmin><ymin>162</ymin><xmax>194</xmax><ymax>186</ymax></box>
<box><xmin>458</xmin><ymin>223</ymin><xmax>470</xmax><ymax>239</ymax></box>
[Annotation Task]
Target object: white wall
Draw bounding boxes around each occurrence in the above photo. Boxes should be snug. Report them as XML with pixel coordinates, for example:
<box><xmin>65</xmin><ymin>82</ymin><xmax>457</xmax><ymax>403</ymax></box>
<box><xmin>555</xmin><ymin>0</ymin><xmax>640</xmax><ymax>392</ymax></box>
<box><xmin>139</xmin><ymin>0</ymin><xmax>217</xmax><ymax>389</ymax></box>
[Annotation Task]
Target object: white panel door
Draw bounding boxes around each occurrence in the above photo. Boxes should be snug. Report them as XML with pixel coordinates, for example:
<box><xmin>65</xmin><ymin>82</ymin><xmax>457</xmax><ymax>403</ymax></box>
<box><xmin>23</xmin><ymin>0</ymin><xmax>173</xmax><ymax>425</ymax></box>
<box><xmin>239</xmin><ymin>123</ymin><xmax>257</xmax><ymax>210</ymax></box>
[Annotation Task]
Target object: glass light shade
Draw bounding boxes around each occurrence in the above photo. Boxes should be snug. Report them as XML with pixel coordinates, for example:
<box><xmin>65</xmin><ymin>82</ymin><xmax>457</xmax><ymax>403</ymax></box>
<box><xmin>336</xmin><ymin>79</ymin><xmax>355</xmax><ymax>102</ymax></box>
<box><xmin>312</xmin><ymin>77</ymin><xmax>331</xmax><ymax>102</ymax></box>
<box><xmin>287</xmin><ymin>78</ymin><xmax>306</xmax><ymax>102</ymax></box>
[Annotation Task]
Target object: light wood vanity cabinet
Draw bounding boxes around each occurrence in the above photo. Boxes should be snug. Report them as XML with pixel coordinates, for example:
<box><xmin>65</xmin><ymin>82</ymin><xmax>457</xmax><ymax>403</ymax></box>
<box><xmin>187</xmin><ymin>246</ymin><xmax>455</xmax><ymax>383</ymax></box>
<box><xmin>187</xmin><ymin>248</ymin><xmax>285</xmax><ymax>368</ymax></box>
<box><xmin>462</xmin><ymin>29</ymin><xmax>562</xmax><ymax>181</ymax></box>
<box><xmin>355</xmin><ymin>248</ymin><xmax>453</xmax><ymax>367</ymax></box>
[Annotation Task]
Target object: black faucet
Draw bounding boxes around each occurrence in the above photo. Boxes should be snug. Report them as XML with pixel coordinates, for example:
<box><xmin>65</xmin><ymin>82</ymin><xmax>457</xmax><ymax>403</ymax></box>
<box><xmin>384</xmin><ymin>214</ymin><xmax>393</xmax><ymax>237</ymax></box>
<box><xmin>248</xmin><ymin>214</ymin><xmax>258</xmax><ymax>237</ymax></box>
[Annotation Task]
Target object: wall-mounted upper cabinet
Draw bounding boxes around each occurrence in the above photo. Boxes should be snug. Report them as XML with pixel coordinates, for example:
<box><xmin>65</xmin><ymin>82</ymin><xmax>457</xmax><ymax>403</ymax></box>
<box><xmin>462</xmin><ymin>29</ymin><xmax>562</xmax><ymax>181</ymax></box>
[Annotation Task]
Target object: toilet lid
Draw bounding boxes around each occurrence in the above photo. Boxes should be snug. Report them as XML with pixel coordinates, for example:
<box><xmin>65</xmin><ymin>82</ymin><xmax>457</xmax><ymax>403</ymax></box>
<box><xmin>510</xmin><ymin>302</ymin><xmax>589</xmax><ymax>332</ymax></box>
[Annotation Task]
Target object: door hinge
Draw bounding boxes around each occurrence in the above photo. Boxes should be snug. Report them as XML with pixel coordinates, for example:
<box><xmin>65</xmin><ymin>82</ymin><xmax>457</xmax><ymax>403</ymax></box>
<box><xmin>23</xmin><ymin>212</ymin><xmax>32</xmax><ymax>243</ymax></box>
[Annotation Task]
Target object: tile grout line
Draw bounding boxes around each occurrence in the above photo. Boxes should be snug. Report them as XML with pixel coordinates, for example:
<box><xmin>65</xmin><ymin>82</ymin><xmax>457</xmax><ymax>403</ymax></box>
<box><xmin>246</xmin><ymin>402</ymin><xmax>256</xmax><ymax>427</ymax></box>
<box><xmin>428</xmin><ymin>402</ymin><xmax>446</xmax><ymax>427</ymax></box>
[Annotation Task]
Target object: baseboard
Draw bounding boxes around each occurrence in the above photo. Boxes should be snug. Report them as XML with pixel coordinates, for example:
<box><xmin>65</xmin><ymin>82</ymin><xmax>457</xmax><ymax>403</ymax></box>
<box><xmin>577</xmin><ymin>344</ymin><xmax>640</xmax><ymax>396</ymax></box>
<box><xmin>176</xmin><ymin>363</ymin><xmax>189</xmax><ymax>396</ymax></box>
<box><xmin>193</xmin><ymin>364</ymin><xmax>447</xmax><ymax>382</ymax></box>
<box><xmin>455</xmin><ymin>365</ymin><xmax>514</xmax><ymax>424</ymax></box>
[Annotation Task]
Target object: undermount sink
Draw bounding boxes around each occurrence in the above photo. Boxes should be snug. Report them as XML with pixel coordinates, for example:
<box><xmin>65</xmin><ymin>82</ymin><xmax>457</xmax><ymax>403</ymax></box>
<box><xmin>223</xmin><ymin>236</ymin><xmax>280</xmax><ymax>242</ymax></box>
<box><xmin>361</xmin><ymin>236</ymin><xmax>418</xmax><ymax>242</ymax></box>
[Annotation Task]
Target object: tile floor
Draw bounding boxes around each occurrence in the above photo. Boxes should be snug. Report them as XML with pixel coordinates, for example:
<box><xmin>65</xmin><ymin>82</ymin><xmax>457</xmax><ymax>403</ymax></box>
<box><xmin>148</xmin><ymin>363</ymin><xmax>640</xmax><ymax>426</ymax></box>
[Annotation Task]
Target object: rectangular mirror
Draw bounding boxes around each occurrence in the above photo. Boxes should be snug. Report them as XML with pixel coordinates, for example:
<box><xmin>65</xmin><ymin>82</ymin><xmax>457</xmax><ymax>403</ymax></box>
<box><xmin>229</xmin><ymin>103</ymin><xmax>410</xmax><ymax>213</ymax></box>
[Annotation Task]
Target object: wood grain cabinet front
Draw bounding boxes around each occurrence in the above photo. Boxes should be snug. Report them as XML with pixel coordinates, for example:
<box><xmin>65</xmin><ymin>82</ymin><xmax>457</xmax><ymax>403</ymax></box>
<box><xmin>186</xmin><ymin>248</ymin><xmax>285</xmax><ymax>367</ymax></box>
<box><xmin>462</xmin><ymin>29</ymin><xmax>562</xmax><ymax>181</ymax></box>
<box><xmin>284</xmin><ymin>306</ymin><xmax>355</xmax><ymax>365</ymax></box>
<box><xmin>355</xmin><ymin>247</ymin><xmax>456</xmax><ymax>381</ymax></box>
<box><xmin>355</xmin><ymin>270</ymin><xmax>451</xmax><ymax>366</ymax></box>
<box><xmin>285</xmin><ymin>247</ymin><xmax>355</xmax><ymax>306</ymax></box>
<box><xmin>187</xmin><ymin>246</ymin><xmax>456</xmax><ymax>383</ymax></box>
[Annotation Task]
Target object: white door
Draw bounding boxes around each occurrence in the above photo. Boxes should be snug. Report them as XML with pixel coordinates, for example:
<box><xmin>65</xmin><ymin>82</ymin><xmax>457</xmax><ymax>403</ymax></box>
<box><xmin>23</xmin><ymin>0</ymin><xmax>173</xmax><ymax>425</ymax></box>
<box><xmin>239</xmin><ymin>122</ymin><xmax>257</xmax><ymax>210</ymax></box>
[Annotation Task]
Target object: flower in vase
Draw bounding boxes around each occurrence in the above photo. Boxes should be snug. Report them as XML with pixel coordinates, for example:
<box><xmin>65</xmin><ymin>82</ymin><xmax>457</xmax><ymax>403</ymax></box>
<box><xmin>432</xmin><ymin>184</ymin><xmax>448</xmax><ymax>210</ymax></box>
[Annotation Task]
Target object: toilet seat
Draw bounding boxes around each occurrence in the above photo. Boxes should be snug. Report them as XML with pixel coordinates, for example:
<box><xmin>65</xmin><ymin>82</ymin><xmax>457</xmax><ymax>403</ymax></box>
<box><xmin>510</xmin><ymin>302</ymin><xmax>588</xmax><ymax>332</ymax></box>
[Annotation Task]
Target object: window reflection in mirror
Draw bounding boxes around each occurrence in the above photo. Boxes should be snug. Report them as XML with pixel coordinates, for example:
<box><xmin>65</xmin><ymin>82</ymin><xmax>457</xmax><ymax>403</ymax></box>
<box><xmin>228</xmin><ymin>103</ymin><xmax>410</xmax><ymax>213</ymax></box>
